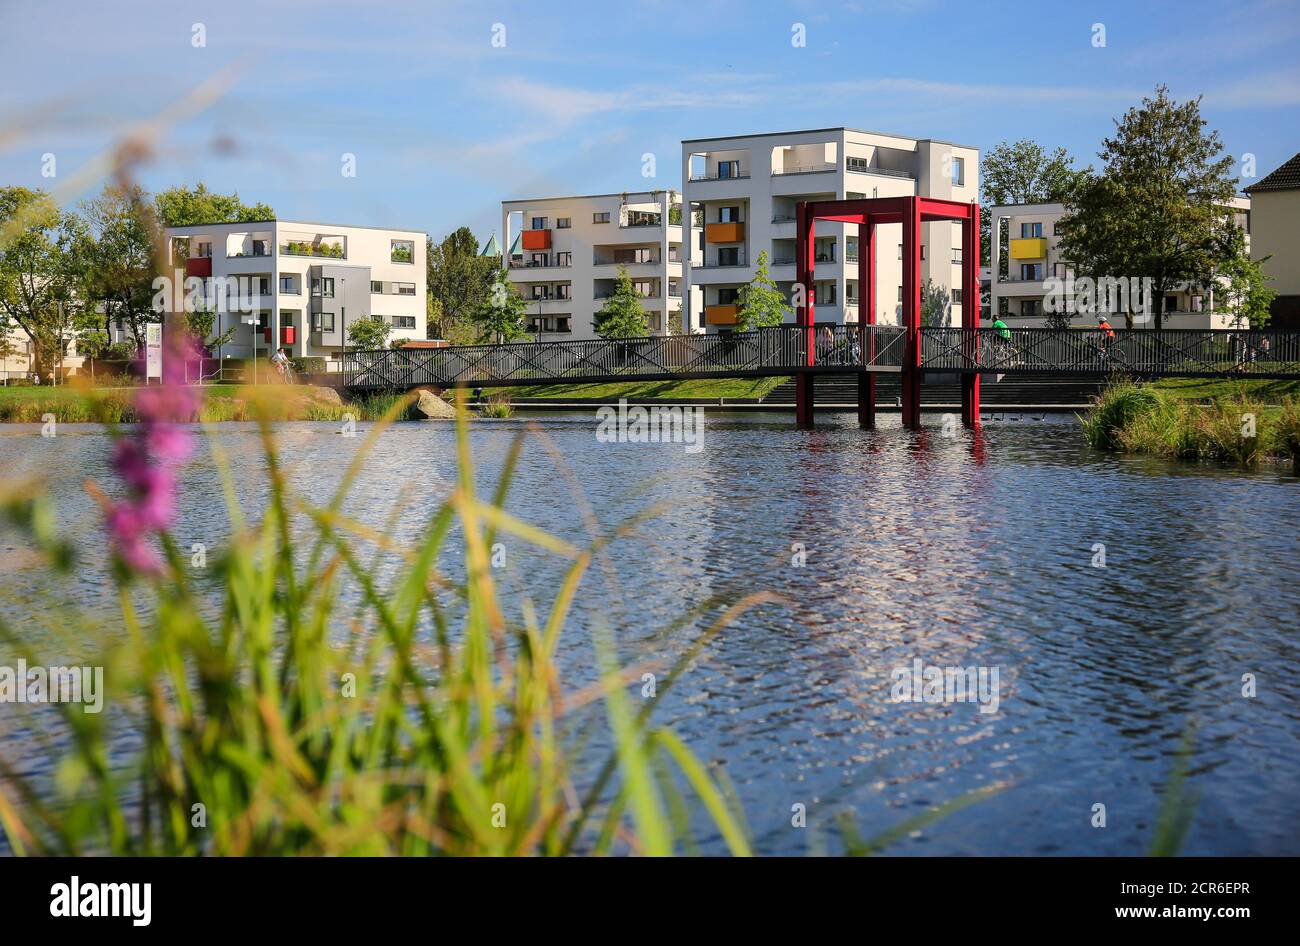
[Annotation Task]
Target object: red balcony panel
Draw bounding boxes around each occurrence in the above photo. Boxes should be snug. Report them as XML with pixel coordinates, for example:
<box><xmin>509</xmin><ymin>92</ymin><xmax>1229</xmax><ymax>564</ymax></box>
<box><xmin>185</xmin><ymin>256</ymin><xmax>212</xmax><ymax>278</ymax></box>
<box><xmin>281</xmin><ymin>326</ymin><xmax>295</xmax><ymax>345</ymax></box>
<box><xmin>521</xmin><ymin>229</ymin><xmax>551</xmax><ymax>251</ymax></box>
<box><xmin>262</xmin><ymin>328</ymin><xmax>272</xmax><ymax>344</ymax></box>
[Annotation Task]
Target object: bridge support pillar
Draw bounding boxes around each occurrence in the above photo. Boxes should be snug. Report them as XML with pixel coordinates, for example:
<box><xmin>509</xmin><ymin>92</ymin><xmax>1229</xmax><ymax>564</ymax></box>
<box><xmin>961</xmin><ymin>373</ymin><xmax>980</xmax><ymax>429</ymax></box>
<box><xmin>901</xmin><ymin>369</ymin><xmax>921</xmax><ymax>429</ymax></box>
<box><xmin>857</xmin><ymin>373</ymin><xmax>875</xmax><ymax>429</ymax></box>
<box><xmin>795</xmin><ymin>374</ymin><xmax>815</xmax><ymax>429</ymax></box>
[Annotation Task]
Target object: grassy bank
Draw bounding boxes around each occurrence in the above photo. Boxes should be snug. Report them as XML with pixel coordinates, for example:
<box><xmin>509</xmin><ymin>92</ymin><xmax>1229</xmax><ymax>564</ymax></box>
<box><xmin>0</xmin><ymin>384</ymin><xmax>420</xmax><ymax>423</ymax></box>
<box><xmin>1082</xmin><ymin>380</ymin><xmax>1300</xmax><ymax>468</ymax></box>
<box><xmin>482</xmin><ymin>377</ymin><xmax>788</xmax><ymax>401</ymax></box>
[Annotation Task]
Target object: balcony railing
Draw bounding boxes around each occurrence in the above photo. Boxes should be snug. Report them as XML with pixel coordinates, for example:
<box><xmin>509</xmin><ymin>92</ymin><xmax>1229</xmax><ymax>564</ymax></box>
<box><xmin>280</xmin><ymin>241</ymin><xmax>346</xmax><ymax>259</ymax></box>
<box><xmin>688</xmin><ymin>170</ymin><xmax>751</xmax><ymax>182</ymax></box>
<box><xmin>846</xmin><ymin>164</ymin><xmax>913</xmax><ymax>179</ymax></box>
<box><xmin>509</xmin><ymin>259</ymin><xmax>572</xmax><ymax>269</ymax></box>
<box><xmin>692</xmin><ymin>254</ymin><xmax>748</xmax><ymax>269</ymax></box>
<box><xmin>772</xmin><ymin>163</ymin><xmax>837</xmax><ymax>176</ymax></box>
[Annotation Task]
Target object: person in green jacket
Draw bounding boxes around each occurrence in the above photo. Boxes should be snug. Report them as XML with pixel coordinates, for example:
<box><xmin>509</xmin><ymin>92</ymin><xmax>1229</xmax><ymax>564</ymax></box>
<box><xmin>991</xmin><ymin>315</ymin><xmax>1011</xmax><ymax>340</ymax></box>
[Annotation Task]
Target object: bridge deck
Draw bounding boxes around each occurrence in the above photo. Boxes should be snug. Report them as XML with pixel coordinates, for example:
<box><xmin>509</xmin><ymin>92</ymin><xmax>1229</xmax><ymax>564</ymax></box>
<box><xmin>339</xmin><ymin>326</ymin><xmax>1300</xmax><ymax>390</ymax></box>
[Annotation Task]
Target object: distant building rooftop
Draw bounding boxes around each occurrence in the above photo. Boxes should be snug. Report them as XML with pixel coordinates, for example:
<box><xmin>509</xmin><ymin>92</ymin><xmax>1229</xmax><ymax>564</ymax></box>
<box><xmin>1245</xmin><ymin>152</ymin><xmax>1300</xmax><ymax>193</ymax></box>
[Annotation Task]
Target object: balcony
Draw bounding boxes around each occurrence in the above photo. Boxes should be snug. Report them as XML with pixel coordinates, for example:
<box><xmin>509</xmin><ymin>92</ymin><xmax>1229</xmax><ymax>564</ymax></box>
<box><xmin>705</xmin><ymin>304</ymin><xmax>739</xmax><ymax>325</ymax></box>
<box><xmin>280</xmin><ymin>237</ymin><xmax>346</xmax><ymax>259</ymax></box>
<box><xmin>693</xmin><ymin>253</ymin><xmax>748</xmax><ymax>269</ymax></box>
<box><xmin>688</xmin><ymin>169</ymin><xmax>750</xmax><ymax>182</ymax></box>
<box><xmin>705</xmin><ymin>222</ymin><xmax>745</xmax><ymax>244</ymax></box>
<box><xmin>521</xmin><ymin>229</ymin><xmax>552</xmax><ymax>251</ymax></box>
<box><xmin>185</xmin><ymin>257</ymin><xmax>212</xmax><ymax>278</ymax></box>
<box><xmin>772</xmin><ymin>163</ymin><xmax>836</xmax><ymax>176</ymax></box>
<box><xmin>1010</xmin><ymin>237</ymin><xmax>1047</xmax><ymax>260</ymax></box>
<box><xmin>846</xmin><ymin>163</ymin><xmax>913</xmax><ymax>180</ymax></box>
<box><xmin>622</xmin><ymin>212</ymin><xmax>662</xmax><ymax>228</ymax></box>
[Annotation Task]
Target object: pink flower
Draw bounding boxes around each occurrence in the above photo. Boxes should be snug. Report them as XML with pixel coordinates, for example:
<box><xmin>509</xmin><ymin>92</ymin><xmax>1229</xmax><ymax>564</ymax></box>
<box><xmin>103</xmin><ymin>328</ymin><xmax>200</xmax><ymax>575</ymax></box>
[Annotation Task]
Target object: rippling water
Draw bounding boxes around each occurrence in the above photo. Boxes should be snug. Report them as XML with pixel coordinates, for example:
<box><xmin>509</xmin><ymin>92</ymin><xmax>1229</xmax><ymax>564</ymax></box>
<box><xmin>2</xmin><ymin>412</ymin><xmax>1299</xmax><ymax>855</ymax></box>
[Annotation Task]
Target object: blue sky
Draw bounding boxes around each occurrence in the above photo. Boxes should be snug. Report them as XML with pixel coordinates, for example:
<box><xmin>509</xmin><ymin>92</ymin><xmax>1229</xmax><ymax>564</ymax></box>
<box><xmin>2</xmin><ymin>0</ymin><xmax>1297</xmax><ymax>245</ymax></box>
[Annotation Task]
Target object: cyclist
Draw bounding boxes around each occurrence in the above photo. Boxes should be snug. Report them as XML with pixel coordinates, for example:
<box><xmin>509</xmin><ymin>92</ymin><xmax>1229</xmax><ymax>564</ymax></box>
<box><xmin>1097</xmin><ymin>316</ymin><xmax>1116</xmax><ymax>363</ymax></box>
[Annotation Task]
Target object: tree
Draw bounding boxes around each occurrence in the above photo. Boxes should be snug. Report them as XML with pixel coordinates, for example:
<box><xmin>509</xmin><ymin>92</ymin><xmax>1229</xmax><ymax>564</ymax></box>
<box><xmin>427</xmin><ymin>227</ymin><xmax>497</xmax><ymax>340</ymax></box>
<box><xmin>471</xmin><ymin>268</ymin><xmax>530</xmax><ymax>344</ymax></box>
<box><xmin>153</xmin><ymin>183</ymin><xmax>274</xmax><ymax>227</ymax></box>
<box><xmin>981</xmin><ymin>139</ymin><xmax>1082</xmax><ymax>270</ymax></box>
<box><xmin>1218</xmin><ymin>224</ymin><xmax>1277</xmax><ymax>329</ymax></box>
<box><xmin>1056</xmin><ymin>86</ymin><xmax>1240</xmax><ymax>330</ymax></box>
<box><xmin>920</xmin><ymin>278</ymin><xmax>951</xmax><ymax>327</ymax></box>
<box><xmin>0</xmin><ymin>187</ymin><xmax>84</xmax><ymax>380</ymax></box>
<box><xmin>593</xmin><ymin>266</ymin><xmax>649</xmax><ymax>339</ymax></box>
<box><xmin>182</xmin><ymin>308</ymin><xmax>236</xmax><ymax>354</ymax></box>
<box><xmin>667</xmin><ymin>307</ymin><xmax>683</xmax><ymax>335</ymax></box>
<box><xmin>77</xmin><ymin>183</ymin><xmax>158</xmax><ymax>350</ymax></box>
<box><xmin>736</xmin><ymin>250</ymin><xmax>791</xmax><ymax>330</ymax></box>
<box><xmin>346</xmin><ymin>314</ymin><xmax>392</xmax><ymax>350</ymax></box>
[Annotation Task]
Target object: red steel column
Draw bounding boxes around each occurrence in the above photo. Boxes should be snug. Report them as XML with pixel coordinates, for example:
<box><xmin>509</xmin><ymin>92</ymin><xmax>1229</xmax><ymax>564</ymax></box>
<box><xmin>857</xmin><ymin>213</ymin><xmax>876</xmax><ymax>429</ymax></box>
<box><xmin>961</xmin><ymin>205</ymin><xmax>981</xmax><ymax>428</ymax></box>
<box><xmin>795</xmin><ymin>202</ymin><xmax>816</xmax><ymax>429</ymax></box>
<box><xmin>902</xmin><ymin>198</ymin><xmax>922</xmax><ymax>430</ymax></box>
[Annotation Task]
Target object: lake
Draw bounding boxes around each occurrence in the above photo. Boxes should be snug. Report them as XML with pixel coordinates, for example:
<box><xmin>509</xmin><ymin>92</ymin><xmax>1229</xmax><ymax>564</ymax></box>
<box><xmin>2</xmin><ymin>411</ymin><xmax>1298</xmax><ymax>855</ymax></box>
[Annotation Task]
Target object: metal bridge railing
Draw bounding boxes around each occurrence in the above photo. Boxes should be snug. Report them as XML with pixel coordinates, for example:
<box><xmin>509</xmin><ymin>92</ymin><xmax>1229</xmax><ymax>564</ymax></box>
<box><xmin>919</xmin><ymin>328</ymin><xmax>1300</xmax><ymax>376</ymax></box>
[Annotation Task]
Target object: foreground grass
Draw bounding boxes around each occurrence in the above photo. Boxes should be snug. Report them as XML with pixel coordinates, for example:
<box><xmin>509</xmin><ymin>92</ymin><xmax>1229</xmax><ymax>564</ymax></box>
<box><xmin>1082</xmin><ymin>379</ymin><xmax>1300</xmax><ymax>468</ymax></box>
<box><xmin>0</xmin><ymin>383</ymin><xmax>414</xmax><ymax>423</ymax></box>
<box><xmin>482</xmin><ymin>377</ymin><xmax>788</xmax><ymax>401</ymax></box>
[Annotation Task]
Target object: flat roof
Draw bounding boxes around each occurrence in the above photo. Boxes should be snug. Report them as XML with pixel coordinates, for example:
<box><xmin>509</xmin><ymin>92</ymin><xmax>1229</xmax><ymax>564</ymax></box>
<box><xmin>502</xmin><ymin>191</ymin><xmax>681</xmax><ymax>205</ymax></box>
<box><xmin>164</xmin><ymin>219</ymin><xmax>426</xmax><ymax>235</ymax></box>
<box><xmin>681</xmin><ymin>126</ymin><xmax>979</xmax><ymax>151</ymax></box>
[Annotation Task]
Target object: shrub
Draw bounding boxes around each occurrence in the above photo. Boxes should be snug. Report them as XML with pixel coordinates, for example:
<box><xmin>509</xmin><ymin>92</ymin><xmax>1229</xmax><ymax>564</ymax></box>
<box><xmin>1080</xmin><ymin>380</ymin><xmax>1163</xmax><ymax>451</ymax></box>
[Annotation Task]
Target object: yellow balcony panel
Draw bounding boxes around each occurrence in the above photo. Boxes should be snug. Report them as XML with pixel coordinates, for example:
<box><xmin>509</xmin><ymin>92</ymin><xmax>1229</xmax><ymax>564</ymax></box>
<box><xmin>706</xmin><ymin>304</ymin><xmax>739</xmax><ymax>325</ymax></box>
<box><xmin>1009</xmin><ymin>237</ymin><xmax>1047</xmax><ymax>260</ymax></box>
<box><xmin>705</xmin><ymin>222</ymin><xmax>745</xmax><ymax>244</ymax></box>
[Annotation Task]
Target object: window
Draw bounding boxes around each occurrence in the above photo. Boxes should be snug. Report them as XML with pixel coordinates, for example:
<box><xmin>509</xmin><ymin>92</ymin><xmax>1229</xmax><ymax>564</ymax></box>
<box><xmin>718</xmin><ymin>288</ymin><xmax>741</xmax><ymax>305</ymax></box>
<box><xmin>951</xmin><ymin>156</ymin><xmax>965</xmax><ymax>187</ymax></box>
<box><xmin>393</xmin><ymin>282</ymin><xmax>416</xmax><ymax>296</ymax></box>
<box><xmin>717</xmin><ymin>160</ymin><xmax>740</xmax><ymax>179</ymax></box>
<box><xmin>531</xmin><ymin>217</ymin><xmax>548</xmax><ymax>230</ymax></box>
<box><xmin>898</xmin><ymin>287</ymin><xmax>903</xmax><ymax>302</ymax></box>
<box><xmin>556</xmin><ymin>217</ymin><xmax>571</xmax><ymax>229</ymax></box>
<box><xmin>846</xmin><ymin>156</ymin><xmax>869</xmax><ymax>173</ymax></box>
<box><xmin>280</xmin><ymin>276</ymin><xmax>298</xmax><ymax>294</ymax></box>
<box><xmin>668</xmin><ymin>279</ymin><xmax>681</xmax><ymax>297</ymax></box>
<box><xmin>898</xmin><ymin>244</ymin><xmax>903</xmax><ymax>260</ymax></box>
<box><xmin>1051</xmin><ymin>221</ymin><xmax>1060</xmax><ymax>235</ymax></box>
<box><xmin>556</xmin><ymin>316</ymin><xmax>571</xmax><ymax>333</ymax></box>
<box><xmin>920</xmin><ymin>245</ymin><xmax>926</xmax><ymax>260</ymax></box>
<box><xmin>556</xmin><ymin>252</ymin><xmax>571</xmax><ymax>267</ymax></box>
<box><xmin>252</xmin><ymin>239</ymin><xmax>269</xmax><ymax>257</ymax></box>
<box><xmin>593</xmin><ymin>212</ymin><xmax>610</xmax><ymax>224</ymax></box>
<box><xmin>529</xmin><ymin>253</ymin><xmax>548</xmax><ymax>267</ymax></box>
<box><xmin>371</xmin><ymin>280</ymin><xmax>383</xmax><ymax>293</ymax></box>
<box><xmin>280</xmin><ymin>312</ymin><xmax>294</xmax><ymax>327</ymax></box>
<box><xmin>631</xmin><ymin>280</ymin><xmax>654</xmax><ymax>298</ymax></box>
<box><xmin>314</xmin><ymin>312</ymin><xmax>336</xmax><ymax>332</ymax></box>
<box><xmin>717</xmin><ymin>247</ymin><xmax>740</xmax><ymax>266</ymax></box>
<box><xmin>255</xmin><ymin>277</ymin><xmax>272</xmax><ymax>296</ymax></box>
<box><xmin>1020</xmin><ymin>222</ymin><xmax>1043</xmax><ymax>238</ymax></box>
<box><xmin>556</xmin><ymin>284</ymin><xmax>571</xmax><ymax>300</ymax></box>
<box><xmin>312</xmin><ymin>277</ymin><xmax>334</xmax><ymax>298</ymax></box>
<box><xmin>531</xmin><ymin>286</ymin><xmax>548</xmax><ymax>300</ymax></box>
<box><xmin>1021</xmin><ymin>300</ymin><xmax>1041</xmax><ymax>318</ymax></box>
<box><xmin>952</xmin><ymin>288</ymin><xmax>963</xmax><ymax>304</ymax></box>
<box><xmin>614</xmin><ymin>248</ymin><xmax>654</xmax><ymax>264</ymax></box>
<box><xmin>390</xmin><ymin>239</ymin><xmax>414</xmax><ymax>264</ymax></box>
<box><xmin>1020</xmin><ymin>263</ymin><xmax>1042</xmax><ymax>280</ymax></box>
<box><xmin>719</xmin><ymin>206</ymin><xmax>741</xmax><ymax>223</ymax></box>
<box><xmin>196</xmin><ymin>241</ymin><xmax>212</xmax><ymax>259</ymax></box>
<box><xmin>392</xmin><ymin>315</ymin><xmax>417</xmax><ymax>329</ymax></box>
<box><xmin>952</xmin><ymin>248</ymin><xmax>963</xmax><ymax>264</ymax></box>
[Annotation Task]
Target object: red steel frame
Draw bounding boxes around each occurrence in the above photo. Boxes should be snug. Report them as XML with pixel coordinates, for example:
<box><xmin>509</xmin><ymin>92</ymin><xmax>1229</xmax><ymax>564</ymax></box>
<box><xmin>794</xmin><ymin>196</ymin><xmax>981</xmax><ymax>430</ymax></box>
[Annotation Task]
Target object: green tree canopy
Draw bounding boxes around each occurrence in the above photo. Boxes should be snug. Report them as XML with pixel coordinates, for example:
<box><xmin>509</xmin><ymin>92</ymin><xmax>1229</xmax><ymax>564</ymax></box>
<box><xmin>76</xmin><ymin>183</ymin><xmax>158</xmax><ymax>349</ymax></box>
<box><xmin>346</xmin><ymin>313</ymin><xmax>392</xmax><ymax>350</ymax></box>
<box><xmin>470</xmin><ymin>268</ymin><xmax>530</xmax><ymax>344</ymax></box>
<box><xmin>736</xmin><ymin>250</ymin><xmax>791</xmax><ymax>330</ymax></box>
<box><xmin>920</xmin><ymin>278</ymin><xmax>951</xmax><ymax>328</ymax></box>
<box><xmin>593</xmin><ymin>266</ymin><xmax>649</xmax><ymax>339</ymax></box>
<box><xmin>0</xmin><ymin>187</ymin><xmax>84</xmax><ymax>378</ymax></box>
<box><xmin>981</xmin><ymin>139</ymin><xmax>1083</xmax><ymax>270</ymax></box>
<box><xmin>154</xmin><ymin>183</ymin><xmax>274</xmax><ymax>227</ymax></box>
<box><xmin>1056</xmin><ymin>85</ymin><xmax>1241</xmax><ymax>329</ymax></box>
<box><xmin>428</xmin><ymin>226</ymin><xmax>497</xmax><ymax>340</ymax></box>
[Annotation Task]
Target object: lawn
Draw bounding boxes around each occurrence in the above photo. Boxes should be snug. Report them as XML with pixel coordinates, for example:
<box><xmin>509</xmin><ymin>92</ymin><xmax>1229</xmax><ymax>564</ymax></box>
<box><xmin>482</xmin><ymin>376</ymin><xmax>790</xmax><ymax>400</ymax></box>
<box><xmin>1149</xmin><ymin>377</ymin><xmax>1300</xmax><ymax>403</ymax></box>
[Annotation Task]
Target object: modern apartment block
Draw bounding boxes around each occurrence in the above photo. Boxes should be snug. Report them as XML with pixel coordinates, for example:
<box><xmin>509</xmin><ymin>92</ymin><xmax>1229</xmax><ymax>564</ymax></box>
<box><xmin>159</xmin><ymin>220</ymin><xmax>427</xmax><ymax>363</ymax></box>
<box><xmin>681</xmin><ymin>127</ymin><xmax>979</xmax><ymax>332</ymax></box>
<box><xmin>988</xmin><ymin>199</ymin><xmax>1251</xmax><ymax>328</ymax></box>
<box><xmin>1245</xmin><ymin>151</ymin><xmax>1300</xmax><ymax>329</ymax></box>
<box><xmin>501</xmin><ymin>191</ymin><xmax>683</xmax><ymax>339</ymax></box>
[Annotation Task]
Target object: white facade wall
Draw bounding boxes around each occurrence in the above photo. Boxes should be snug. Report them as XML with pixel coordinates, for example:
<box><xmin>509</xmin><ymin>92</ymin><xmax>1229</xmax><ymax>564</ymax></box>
<box><xmin>160</xmin><ymin>219</ymin><xmax>427</xmax><ymax>364</ymax></box>
<box><xmin>681</xmin><ymin>127</ymin><xmax>979</xmax><ymax>333</ymax></box>
<box><xmin>988</xmin><ymin>199</ymin><xmax>1250</xmax><ymax>329</ymax></box>
<box><xmin>501</xmin><ymin>192</ymin><xmax>683</xmax><ymax>340</ymax></box>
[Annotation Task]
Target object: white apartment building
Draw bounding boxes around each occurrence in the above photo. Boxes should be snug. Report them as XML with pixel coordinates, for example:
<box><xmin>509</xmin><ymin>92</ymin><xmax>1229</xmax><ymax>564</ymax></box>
<box><xmin>681</xmin><ymin>127</ymin><xmax>979</xmax><ymax>332</ymax></box>
<box><xmin>988</xmin><ymin>198</ymin><xmax>1251</xmax><ymax>328</ymax></box>
<box><xmin>159</xmin><ymin>219</ymin><xmax>427</xmax><ymax>363</ymax></box>
<box><xmin>501</xmin><ymin>192</ymin><xmax>683</xmax><ymax>339</ymax></box>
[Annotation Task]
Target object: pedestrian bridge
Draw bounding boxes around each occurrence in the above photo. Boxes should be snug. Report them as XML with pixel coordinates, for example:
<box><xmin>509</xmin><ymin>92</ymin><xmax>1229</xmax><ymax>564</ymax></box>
<box><xmin>340</xmin><ymin>326</ymin><xmax>1300</xmax><ymax>391</ymax></box>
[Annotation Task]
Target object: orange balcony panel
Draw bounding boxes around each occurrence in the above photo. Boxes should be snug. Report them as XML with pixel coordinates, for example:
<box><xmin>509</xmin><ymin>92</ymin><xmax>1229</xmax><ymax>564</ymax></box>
<box><xmin>282</xmin><ymin>326</ymin><xmax>295</xmax><ymax>345</ymax></box>
<box><xmin>185</xmin><ymin>256</ymin><xmax>212</xmax><ymax>278</ymax></box>
<box><xmin>705</xmin><ymin>222</ymin><xmax>745</xmax><ymax>244</ymax></box>
<box><xmin>706</xmin><ymin>304</ymin><xmax>739</xmax><ymax>325</ymax></box>
<box><xmin>521</xmin><ymin>229</ymin><xmax>552</xmax><ymax>250</ymax></box>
